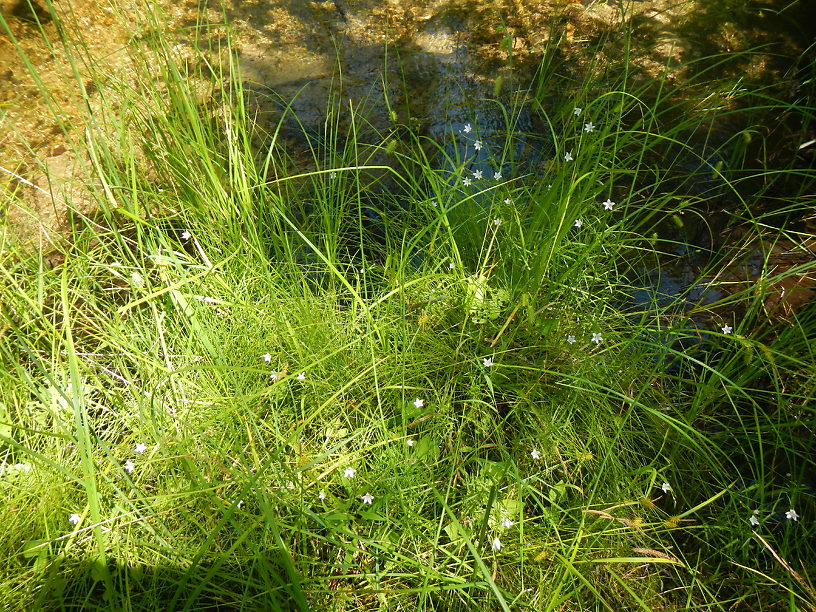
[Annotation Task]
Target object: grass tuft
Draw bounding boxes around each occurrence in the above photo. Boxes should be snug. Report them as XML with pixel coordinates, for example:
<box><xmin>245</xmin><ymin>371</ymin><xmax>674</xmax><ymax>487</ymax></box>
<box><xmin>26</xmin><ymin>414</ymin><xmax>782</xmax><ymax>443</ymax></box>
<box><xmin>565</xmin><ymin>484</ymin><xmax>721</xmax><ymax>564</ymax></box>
<box><xmin>1</xmin><ymin>2</ymin><xmax>814</xmax><ymax>610</ymax></box>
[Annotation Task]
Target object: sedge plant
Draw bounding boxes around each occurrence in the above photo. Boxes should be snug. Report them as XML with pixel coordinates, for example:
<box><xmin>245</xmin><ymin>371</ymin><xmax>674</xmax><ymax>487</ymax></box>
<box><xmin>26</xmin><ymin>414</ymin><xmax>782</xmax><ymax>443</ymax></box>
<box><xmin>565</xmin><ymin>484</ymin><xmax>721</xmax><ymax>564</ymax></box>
<box><xmin>1</xmin><ymin>1</ymin><xmax>814</xmax><ymax>610</ymax></box>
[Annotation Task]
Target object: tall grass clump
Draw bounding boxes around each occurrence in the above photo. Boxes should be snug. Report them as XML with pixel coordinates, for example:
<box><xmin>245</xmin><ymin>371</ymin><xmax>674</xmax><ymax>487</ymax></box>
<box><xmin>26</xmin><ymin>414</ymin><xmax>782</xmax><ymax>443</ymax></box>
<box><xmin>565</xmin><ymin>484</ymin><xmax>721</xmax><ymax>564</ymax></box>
<box><xmin>1</xmin><ymin>2</ymin><xmax>814</xmax><ymax>610</ymax></box>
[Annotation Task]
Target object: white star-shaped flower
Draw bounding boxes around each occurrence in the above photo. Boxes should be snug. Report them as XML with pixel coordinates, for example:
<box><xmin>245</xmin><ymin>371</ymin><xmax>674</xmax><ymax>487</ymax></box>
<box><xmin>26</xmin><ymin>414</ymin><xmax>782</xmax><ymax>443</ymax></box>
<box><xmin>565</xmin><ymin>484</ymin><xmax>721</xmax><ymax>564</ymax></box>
<box><xmin>785</xmin><ymin>508</ymin><xmax>799</xmax><ymax>521</ymax></box>
<box><xmin>493</xmin><ymin>218</ymin><xmax>502</xmax><ymax>227</ymax></box>
<box><xmin>361</xmin><ymin>492</ymin><xmax>375</xmax><ymax>504</ymax></box>
<box><xmin>68</xmin><ymin>513</ymin><xmax>81</xmax><ymax>525</ymax></box>
<box><xmin>483</xmin><ymin>357</ymin><xmax>493</xmax><ymax>367</ymax></box>
<box><xmin>567</xmin><ymin>335</ymin><xmax>576</xmax><ymax>344</ymax></box>
<box><xmin>235</xmin><ymin>500</ymin><xmax>244</xmax><ymax>509</ymax></box>
<box><xmin>721</xmin><ymin>325</ymin><xmax>733</xmax><ymax>335</ymax></box>
<box><xmin>501</xmin><ymin>518</ymin><xmax>514</xmax><ymax>529</ymax></box>
<box><xmin>494</xmin><ymin>171</ymin><xmax>502</xmax><ymax>180</ymax></box>
<box><xmin>602</xmin><ymin>199</ymin><xmax>615</xmax><ymax>211</ymax></box>
<box><xmin>661</xmin><ymin>482</ymin><xmax>671</xmax><ymax>493</ymax></box>
<box><xmin>124</xmin><ymin>459</ymin><xmax>135</xmax><ymax>474</ymax></box>
<box><xmin>448</xmin><ymin>261</ymin><xmax>455</xmax><ymax>270</ymax></box>
<box><xmin>463</xmin><ymin>177</ymin><xmax>472</xmax><ymax>187</ymax></box>
<box><xmin>343</xmin><ymin>467</ymin><xmax>357</xmax><ymax>478</ymax></box>
<box><xmin>181</xmin><ymin>230</ymin><xmax>191</xmax><ymax>241</ymax></box>
<box><xmin>473</xmin><ymin>169</ymin><xmax>483</xmax><ymax>180</ymax></box>
<box><xmin>262</xmin><ymin>353</ymin><xmax>272</xmax><ymax>362</ymax></box>
<box><xmin>531</xmin><ymin>449</ymin><xmax>541</xmax><ymax>460</ymax></box>
<box><xmin>431</xmin><ymin>199</ymin><xmax>438</xmax><ymax>207</ymax></box>
<box><xmin>504</xmin><ymin>198</ymin><xmax>512</xmax><ymax>205</ymax></box>
<box><xmin>584</xmin><ymin>122</ymin><xmax>595</xmax><ymax>133</ymax></box>
<box><xmin>134</xmin><ymin>442</ymin><xmax>147</xmax><ymax>454</ymax></box>
<box><xmin>318</xmin><ymin>491</ymin><xmax>326</xmax><ymax>500</ymax></box>
<box><xmin>591</xmin><ymin>332</ymin><xmax>603</xmax><ymax>344</ymax></box>
<box><xmin>574</xmin><ymin>107</ymin><xmax>582</xmax><ymax>116</ymax></box>
<box><xmin>296</xmin><ymin>372</ymin><xmax>306</xmax><ymax>381</ymax></box>
<box><xmin>413</xmin><ymin>398</ymin><xmax>424</xmax><ymax>409</ymax></box>
<box><xmin>749</xmin><ymin>514</ymin><xmax>760</xmax><ymax>526</ymax></box>
<box><xmin>491</xmin><ymin>537</ymin><xmax>503</xmax><ymax>551</ymax></box>
<box><xmin>474</xmin><ymin>140</ymin><xmax>482</xmax><ymax>151</ymax></box>
<box><xmin>407</xmin><ymin>438</ymin><xmax>415</xmax><ymax>447</ymax></box>
<box><xmin>330</xmin><ymin>172</ymin><xmax>337</xmax><ymax>179</ymax></box>
<box><xmin>564</xmin><ymin>151</ymin><xmax>573</xmax><ymax>162</ymax></box>
<box><xmin>269</xmin><ymin>370</ymin><xmax>280</xmax><ymax>381</ymax></box>
<box><xmin>463</xmin><ymin>123</ymin><xmax>472</xmax><ymax>134</ymax></box>
<box><xmin>574</xmin><ymin>218</ymin><xmax>582</xmax><ymax>228</ymax></box>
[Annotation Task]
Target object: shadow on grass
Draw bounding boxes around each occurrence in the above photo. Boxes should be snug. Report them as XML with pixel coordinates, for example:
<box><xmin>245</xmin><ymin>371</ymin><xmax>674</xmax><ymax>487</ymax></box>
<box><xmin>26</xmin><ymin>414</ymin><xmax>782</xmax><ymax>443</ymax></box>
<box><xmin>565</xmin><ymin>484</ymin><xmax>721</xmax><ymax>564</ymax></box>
<box><xmin>34</xmin><ymin>554</ymin><xmax>309</xmax><ymax>611</ymax></box>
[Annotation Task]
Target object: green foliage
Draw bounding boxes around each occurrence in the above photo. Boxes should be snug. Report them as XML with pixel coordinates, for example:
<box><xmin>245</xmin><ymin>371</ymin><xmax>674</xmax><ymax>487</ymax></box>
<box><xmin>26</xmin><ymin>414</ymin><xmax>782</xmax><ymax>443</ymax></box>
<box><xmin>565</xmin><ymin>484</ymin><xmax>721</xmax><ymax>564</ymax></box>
<box><xmin>1</xmin><ymin>2</ymin><xmax>814</xmax><ymax>610</ymax></box>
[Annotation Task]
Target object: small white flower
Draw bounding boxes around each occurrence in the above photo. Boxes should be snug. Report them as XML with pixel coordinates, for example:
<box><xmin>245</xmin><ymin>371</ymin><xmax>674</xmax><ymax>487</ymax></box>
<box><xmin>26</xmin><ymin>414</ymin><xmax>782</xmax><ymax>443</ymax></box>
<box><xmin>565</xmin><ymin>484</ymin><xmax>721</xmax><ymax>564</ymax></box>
<box><xmin>269</xmin><ymin>370</ymin><xmax>280</xmax><ymax>381</ymax></box>
<box><xmin>491</xmin><ymin>537</ymin><xmax>503</xmax><ymax>551</ymax></box>
<box><xmin>330</xmin><ymin>172</ymin><xmax>337</xmax><ymax>179</ymax></box>
<box><xmin>361</xmin><ymin>492</ymin><xmax>375</xmax><ymax>505</ymax></box>
<box><xmin>181</xmin><ymin>230</ymin><xmax>191</xmax><ymax>241</ymax></box>
<box><xmin>463</xmin><ymin>177</ymin><xmax>472</xmax><ymax>187</ymax></box>
<box><xmin>407</xmin><ymin>438</ymin><xmax>415</xmax><ymax>447</ymax></box>
<box><xmin>567</xmin><ymin>335</ymin><xmax>576</xmax><ymax>344</ymax></box>
<box><xmin>591</xmin><ymin>332</ymin><xmax>603</xmax><ymax>344</ymax></box>
<box><xmin>749</xmin><ymin>514</ymin><xmax>760</xmax><ymax>526</ymax></box>
<box><xmin>584</xmin><ymin>122</ymin><xmax>595</xmax><ymax>133</ymax></box>
<box><xmin>463</xmin><ymin>123</ymin><xmax>472</xmax><ymax>134</ymax></box>
<box><xmin>473</xmin><ymin>169</ymin><xmax>483</xmax><ymax>180</ymax></box>
<box><xmin>661</xmin><ymin>482</ymin><xmax>671</xmax><ymax>493</ymax></box>
<box><xmin>501</xmin><ymin>518</ymin><xmax>514</xmax><ymax>529</ymax></box>
<box><xmin>413</xmin><ymin>398</ymin><xmax>424</xmax><ymax>409</ymax></box>
<box><xmin>134</xmin><ymin>443</ymin><xmax>147</xmax><ymax>454</ymax></box>
<box><xmin>483</xmin><ymin>357</ymin><xmax>493</xmax><ymax>367</ymax></box>
<box><xmin>574</xmin><ymin>107</ymin><xmax>582</xmax><ymax>116</ymax></box>
<box><xmin>493</xmin><ymin>171</ymin><xmax>502</xmax><ymax>180</ymax></box>
<box><xmin>574</xmin><ymin>218</ymin><xmax>582</xmax><ymax>228</ymax></box>
<box><xmin>564</xmin><ymin>151</ymin><xmax>573</xmax><ymax>162</ymax></box>
<box><xmin>263</xmin><ymin>353</ymin><xmax>272</xmax><ymax>362</ymax></box>
<box><xmin>493</xmin><ymin>218</ymin><xmax>502</xmax><ymax>227</ymax></box>
<box><xmin>448</xmin><ymin>261</ymin><xmax>455</xmax><ymax>270</ymax></box>
<box><xmin>474</xmin><ymin>140</ymin><xmax>482</xmax><ymax>151</ymax></box>
<box><xmin>318</xmin><ymin>491</ymin><xmax>326</xmax><ymax>500</ymax></box>
<box><xmin>68</xmin><ymin>513</ymin><xmax>81</xmax><ymax>525</ymax></box>
<box><xmin>235</xmin><ymin>500</ymin><xmax>244</xmax><ymax>509</ymax></box>
<box><xmin>785</xmin><ymin>508</ymin><xmax>799</xmax><ymax>521</ymax></box>
<box><xmin>343</xmin><ymin>467</ymin><xmax>357</xmax><ymax>478</ymax></box>
<box><xmin>721</xmin><ymin>325</ymin><xmax>733</xmax><ymax>335</ymax></box>
<box><xmin>531</xmin><ymin>449</ymin><xmax>541</xmax><ymax>460</ymax></box>
<box><xmin>504</xmin><ymin>198</ymin><xmax>512</xmax><ymax>205</ymax></box>
<box><xmin>296</xmin><ymin>371</ymin><xmax>306</xmax><ymax>381</ymax></box>
<box><xmin>431</xmin><ymin>199</ymin><xmax>438</xmax><ymax>207</ymax></box>
<box><xmin>603</xmin><ymin>199</ymin><xmax>615</xmax><ymax>211</ymax></box>
<box><xmin>124</xmin><ymin>459</ymin><xmax>135</xmax><ymax>474</ymax></box>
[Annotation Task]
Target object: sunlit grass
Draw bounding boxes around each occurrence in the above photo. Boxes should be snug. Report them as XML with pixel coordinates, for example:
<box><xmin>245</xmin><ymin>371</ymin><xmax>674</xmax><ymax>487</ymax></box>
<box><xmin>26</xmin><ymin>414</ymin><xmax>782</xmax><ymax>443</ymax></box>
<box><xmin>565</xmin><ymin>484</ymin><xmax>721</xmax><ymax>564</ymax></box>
<box><xmin>1</xmin><ymin>2</ymin><xmax>814</xmax><ymax>610</ymax></box>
